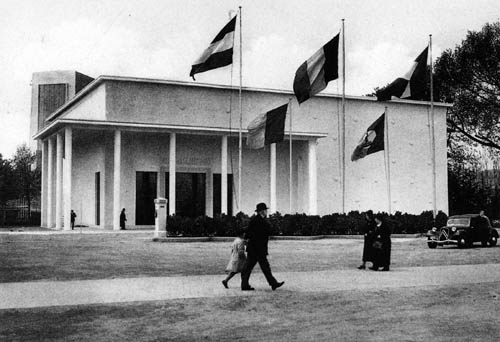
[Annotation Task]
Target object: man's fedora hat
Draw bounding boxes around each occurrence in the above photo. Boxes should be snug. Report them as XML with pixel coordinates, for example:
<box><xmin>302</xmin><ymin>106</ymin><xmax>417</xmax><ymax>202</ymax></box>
<box><xmin>255</xmin><ymin>202</ymin><xmax>269</xmax><ymax>212</ymax></box>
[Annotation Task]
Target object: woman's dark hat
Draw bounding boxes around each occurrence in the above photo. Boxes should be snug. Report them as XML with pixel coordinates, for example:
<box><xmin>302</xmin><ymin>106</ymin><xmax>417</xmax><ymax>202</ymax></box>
<box><xmin>255</xmin><ymin>202</ymin><xmax>269</xmax><ymax>212</ymax></box>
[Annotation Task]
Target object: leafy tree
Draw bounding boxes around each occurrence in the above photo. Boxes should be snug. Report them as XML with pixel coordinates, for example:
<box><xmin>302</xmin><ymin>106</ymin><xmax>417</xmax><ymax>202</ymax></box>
<box><xmin>0</xmin><ymin>153</ymin><xmax>16</xmax><ymax>206</ymax></box>
<box><xmin>431</xmin><ymin>22</ymin><xmax>500</xmax><ymax>216</ymax></box>
<box><xmin>10</xmin><ymin>144</ymin><xmax>40</xmax><ymax>216</ymax></box>
<box><xmin>434</xmin><ymin>22</ymin><xmax>500</xmax><ymax>151</ymax></box>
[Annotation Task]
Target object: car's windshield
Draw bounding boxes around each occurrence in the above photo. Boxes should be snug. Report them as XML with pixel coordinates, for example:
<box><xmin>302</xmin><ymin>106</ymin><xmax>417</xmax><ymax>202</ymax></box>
<box><xmin>447</xmin><ymin>218</ymin><xmax>470</xmax><ymax>227</ymax></box>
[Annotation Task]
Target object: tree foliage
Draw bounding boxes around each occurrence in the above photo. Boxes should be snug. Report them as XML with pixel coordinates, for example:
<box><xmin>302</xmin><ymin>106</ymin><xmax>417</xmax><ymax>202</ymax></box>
<box><xmin>9</xmin><ymin>144</ymin><xmax>40</xmax><ymax>213</ymax></box>
<box><xmin>0</xmin><ymin>154</ymin><xmax>16</xmax><ymax>205</ymax></box>
<box><xmin>434</xmin><ymin>22</ymin><xmax>500</xmax><ymax>151</ymax></box>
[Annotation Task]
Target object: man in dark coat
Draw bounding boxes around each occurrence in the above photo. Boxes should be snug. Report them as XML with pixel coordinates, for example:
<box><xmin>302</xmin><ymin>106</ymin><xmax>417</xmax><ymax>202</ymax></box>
<box><xmin>240</xmin><ymin>202</ymin><xmax>285</xmax><ymax>291</ymax></box>
<box><xmin>120</xmin><ymin>208</ymin><xmax>127</xmax><ymax>230</ymax></box>
<box><xmin>70</xmin><ymin>210</ymin><xmax>77</xmax><ymax>230</ymax></box>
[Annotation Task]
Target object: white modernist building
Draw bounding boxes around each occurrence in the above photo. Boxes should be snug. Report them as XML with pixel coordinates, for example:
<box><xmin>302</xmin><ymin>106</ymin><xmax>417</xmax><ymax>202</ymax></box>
<box><xmin>32</xmin><ymin>71</ymin><xmax>449</xmax><ymax>230</ymax></box>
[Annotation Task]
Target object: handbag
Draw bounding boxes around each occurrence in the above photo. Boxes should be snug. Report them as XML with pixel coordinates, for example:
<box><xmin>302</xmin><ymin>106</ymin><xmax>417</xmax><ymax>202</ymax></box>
<box><xmin>372</xmin><ymin>240</ymin><xmax>383</xmax><ymax>250</ymax></box>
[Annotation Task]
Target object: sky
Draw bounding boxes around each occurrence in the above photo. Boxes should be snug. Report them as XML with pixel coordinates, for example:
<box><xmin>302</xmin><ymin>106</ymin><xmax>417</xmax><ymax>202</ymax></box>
<box><xmin>1</xmin><ymin>0</ymin><xmax>499</xmax><ymax>159</ymax></box>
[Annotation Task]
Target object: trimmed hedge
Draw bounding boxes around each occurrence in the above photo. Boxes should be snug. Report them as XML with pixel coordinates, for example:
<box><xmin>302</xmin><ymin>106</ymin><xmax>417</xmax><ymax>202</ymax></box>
<box><xmin>166</xmin><ymin>210</ymin><xmax>448</xmax><ymax>237</ymax></box>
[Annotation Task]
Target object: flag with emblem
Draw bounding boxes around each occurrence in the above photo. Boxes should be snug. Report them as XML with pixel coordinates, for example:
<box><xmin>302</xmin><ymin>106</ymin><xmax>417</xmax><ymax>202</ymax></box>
<box><xmin>351</xmin><ymin>113</ymin><xmax>385</xmax><ymax>161</ymax></box>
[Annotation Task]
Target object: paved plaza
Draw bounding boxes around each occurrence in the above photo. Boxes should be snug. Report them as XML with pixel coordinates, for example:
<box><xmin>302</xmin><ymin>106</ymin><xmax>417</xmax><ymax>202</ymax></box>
<box><xmin>2</xmin><ymin>263</ymin><xmax>500</xmax><ymax>310</ymax></box>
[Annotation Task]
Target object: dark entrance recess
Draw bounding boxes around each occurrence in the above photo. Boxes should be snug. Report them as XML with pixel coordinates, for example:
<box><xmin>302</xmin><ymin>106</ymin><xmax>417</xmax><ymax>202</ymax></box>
<box><xmin>166</xmin><ymin>172</ymin><xmax>206</xmax><ymax>217</ymax></box>
<box><xmin>213</xmin><ymin>174</ymin><xmax>233</xmax><ymax>216</ymax></box>
<box><xmin>136</xmin><ymin>172</ymin><xmax>157</xmax><ymax>225</ymax></box>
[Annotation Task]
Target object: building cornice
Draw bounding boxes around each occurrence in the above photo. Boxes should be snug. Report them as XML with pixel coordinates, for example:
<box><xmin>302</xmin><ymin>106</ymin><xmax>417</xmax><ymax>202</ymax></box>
<box><xmin>44</xmin><ymin>75</ymin><xmax>453</xmax><ymax>122</ymax></box>
<box><xmin>34</xmin><ymin>119</ymin><xmax>328</xmax><ymax>141</ymax></box>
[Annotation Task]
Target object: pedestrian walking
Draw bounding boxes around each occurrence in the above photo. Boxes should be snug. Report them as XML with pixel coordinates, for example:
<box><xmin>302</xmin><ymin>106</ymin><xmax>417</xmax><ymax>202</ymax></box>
<box><xmin>358</xmin><ymin>210</ymin><xmax>375</xmax><ymax>269</ymax></box>
<box><xmin>370</xmin><ymin>214</ymin><xmax>391</xmax><ymax>271</ymax></box>
<box><xmin>222</xmin><ymin>231</ymin><xmax>247</xmax><ymax>289</ymax></box>
<box><xmin>70</xmin><ymin>210</ymin><xmax>77</xmax><ymax>230</ymax></box>
<box><xmin>240</xmin><ymin>202</ymin><xmax>284</xmax><ymax>291</ymax></box>
<box><xmin>120</xmin><ymin>208</ymin><xmax>127</xmax><ymax>230</ymax></box>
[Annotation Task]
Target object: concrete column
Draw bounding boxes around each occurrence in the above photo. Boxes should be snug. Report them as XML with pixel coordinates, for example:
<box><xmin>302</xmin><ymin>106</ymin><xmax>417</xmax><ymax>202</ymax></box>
<box><xmin>169</xmin><ymin>133</ymin><xmax>176</xmax><ymax>215</ymax></box>
<box><xmin>113</xmin><ymin>130</ymin><xmax>121</xmax><ymax>230</ymax></box>
<box><xmin>270</xmin><ymin>143</ymin><xmax>277</xmax><ymax>213</ymax></box>
<box><xmin>221</xmin><ymin>135</ymin><xmax>228</xmax><ymax>215</ymax></box>
<box><xmin>55</xmin><ymin>132</ymin><xmax>63</xmax><ymax>230</ymax></box>
<box><xmin>63</xmin><ymin>127</ymin><xmax>72</xmax><ymax>230</ymax></box>
<box><xmin>308</xmin><ymin>139</ymin><xmax>318</xmax><ymax>215</ymax></box>
<box><xmin>41</xmin><ymin>139</ymin><xmax>48</xmax><ymax>227</ymax></box>
<box><xmin>47</xmin><ymin>137</ymin><xmax>55</xmax><ymax>228</ymax></box>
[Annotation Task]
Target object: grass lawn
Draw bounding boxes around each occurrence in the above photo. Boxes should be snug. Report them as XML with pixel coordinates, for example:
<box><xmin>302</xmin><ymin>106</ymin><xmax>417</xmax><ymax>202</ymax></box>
<box><xmin>1</xmin><ymin>282</ymin><xmax>499</xmax><ymax>341</ymax></box>
<box><xmin>1</xmin><ymin>233</ymin><xmax>500</xmax><ymax>341</ymax></box>
<box><xmin>1</xmin><ymin>233</ymin><xmax>500</xmax><ymax>282</ymax></box>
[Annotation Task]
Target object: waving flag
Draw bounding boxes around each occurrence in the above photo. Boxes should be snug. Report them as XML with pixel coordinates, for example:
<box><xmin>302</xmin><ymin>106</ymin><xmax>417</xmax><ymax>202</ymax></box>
<box><xmin>190</xmin><ymin>15</ymin><xmax>236</xmax><ymax>80</ymax></box>
<box><xmin>293</xmin><ymin>33</ymin><xmax>339</xmax><ymax>104</ymax></box>
<box><xmin>247</xmin><ymin>103</ymin><xmax>288</xmax><ymax>149</ymax></box>
<box><xmin>376</xmin><ymin>47</ymin><xmax>428</xmax><ymax>101</ymax></box>
<box><xmin>351</xmin><ymin>113</ymin><xmax>385</xmax><ymax>161</ymax></box>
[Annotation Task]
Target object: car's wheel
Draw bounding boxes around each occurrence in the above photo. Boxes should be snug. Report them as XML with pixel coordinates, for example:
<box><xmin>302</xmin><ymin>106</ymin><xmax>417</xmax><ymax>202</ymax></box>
<box><xmin>490</xmin><ymin>235</ymin><xmax>498</xmax><ymax>247</ymax></box>
<box><xmin>457</xmin><ymin>237</ymin><xmax>467</xmax><ymax>248</ymax></box>
<box><xmin>427</xmin><ymin>240</ymin><xmax>437</xmax><ymax>249</ymax></box>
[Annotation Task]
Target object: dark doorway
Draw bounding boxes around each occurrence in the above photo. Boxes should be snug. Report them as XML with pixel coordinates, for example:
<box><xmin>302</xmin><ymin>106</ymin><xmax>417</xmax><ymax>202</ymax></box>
<box><xmin>136</xmin><ymin>172</ymin><xmax>157</xmax><ymax>225</ymax></box>
<box><xmin>213</xmin><ymin>174</ymin><xmax>233</xmax><ymax>216</ymax></box>
<box><xmin>95</xmin><ymin>172</ymin><xmax>100</xmax><ymax>225</ymax></box>
<box><xmin>166</xmin><ymin>172</ymin><xmax>206</xmax><ymax>217</ymax></box>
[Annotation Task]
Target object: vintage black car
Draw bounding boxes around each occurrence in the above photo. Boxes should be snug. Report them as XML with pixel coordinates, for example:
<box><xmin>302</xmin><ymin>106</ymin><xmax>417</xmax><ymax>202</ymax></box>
<box><xmin>427</xmin><ymin>214</ymin><xmax>499</xmax><ymax>248</ymax></box>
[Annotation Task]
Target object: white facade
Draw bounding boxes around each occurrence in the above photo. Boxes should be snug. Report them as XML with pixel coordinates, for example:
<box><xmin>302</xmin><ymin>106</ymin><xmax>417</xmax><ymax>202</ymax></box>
<box><xmin>33</xmin><ymin>74</ymin><xmax>449</xmax><ymax>229</ymax></box>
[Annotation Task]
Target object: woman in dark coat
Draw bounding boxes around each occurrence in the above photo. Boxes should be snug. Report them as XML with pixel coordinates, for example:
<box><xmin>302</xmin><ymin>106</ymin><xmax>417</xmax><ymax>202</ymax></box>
<box><xmin>358</xmin><ymin>210</ymin><xmax>376</xmax><ymax>269</ymax></box>
<box><xmin>371</xmin><ymin>214</ymin><xmax>391</xmax><ymax>271</ymax></box>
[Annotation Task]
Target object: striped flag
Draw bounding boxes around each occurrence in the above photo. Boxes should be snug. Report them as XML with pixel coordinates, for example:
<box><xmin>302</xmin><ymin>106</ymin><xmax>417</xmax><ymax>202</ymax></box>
<box><xmin>293</xmin><ymin>33</ymin><xmax>339</xmax><ymax>104</ymax></box>
<box><xmin>351</xmin><ymin>113</ymin><xmax>385</xmax><ymax>161</ymax></box>
<box><xmin>247</xmin><ymin>103</ymin><xmax>288</xmax><ymax>149</ymax></box>
<box><xmin>376</xmin><ymin>47</ymin><xmax>428</xmax><ymax>101</ymax></box>
<box><xmin>190</xmin><ymin>15</ymin><xmax>236</xmax><ymax>80</ymax></box>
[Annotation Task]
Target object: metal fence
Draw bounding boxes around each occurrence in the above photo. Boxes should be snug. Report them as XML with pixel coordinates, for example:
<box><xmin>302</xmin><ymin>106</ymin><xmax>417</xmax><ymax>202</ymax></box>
<box><xmin>0</xmin><ymin>198</ymin><xmax>41</xmax><ymax>226</ymax></box>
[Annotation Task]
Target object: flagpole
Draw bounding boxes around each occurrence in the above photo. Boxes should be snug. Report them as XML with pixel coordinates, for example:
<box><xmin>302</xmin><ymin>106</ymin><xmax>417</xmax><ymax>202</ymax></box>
<box><xmin>237</xmin><ymin>6</ymin><xmax>243</xmax><ymax>212</ymax></box>
<box><xmin>429</xmin><ymin>34</ymin><xmax>437</xmax><ymax>219</ymax></box>
<box><xmin>341</xmin><ymin>19</ymin><xmax>346</xmax><ymax>214</ymax></box>
<box><xmin>289</xmin><ymin>98</ymin><xmax>293</xmax><ymax>213</ymax></box>
<box><xmin>384</xmin><ymin>106</ymin><xmax>392</xmax><ymax>215</ymax></box>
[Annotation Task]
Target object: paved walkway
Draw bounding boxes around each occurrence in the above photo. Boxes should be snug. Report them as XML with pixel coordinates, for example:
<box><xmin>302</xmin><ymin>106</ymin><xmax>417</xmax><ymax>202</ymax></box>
<box><xmin>1</xmin><ymin>263</ymin><xmax>500</xmax><ymax>310</ymax></box>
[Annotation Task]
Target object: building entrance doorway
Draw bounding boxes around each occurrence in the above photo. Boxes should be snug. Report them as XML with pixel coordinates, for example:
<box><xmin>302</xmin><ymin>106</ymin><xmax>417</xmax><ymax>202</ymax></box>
<box><xmin>166</xmin><ymin>172</ymin><xmax>206</xmax><ymax>217</ymax></box>
<box><xmin>136</xmin><ymin>171</ymin><xmax>157</xmax><ymax>225</ymax></box>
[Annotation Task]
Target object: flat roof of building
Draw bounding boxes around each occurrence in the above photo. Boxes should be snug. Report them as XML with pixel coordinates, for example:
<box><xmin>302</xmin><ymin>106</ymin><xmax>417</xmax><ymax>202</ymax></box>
<box><xmin>46</xmin><ymin>74</ymin><xmax>452</xmax><ymax>123</ymax></box>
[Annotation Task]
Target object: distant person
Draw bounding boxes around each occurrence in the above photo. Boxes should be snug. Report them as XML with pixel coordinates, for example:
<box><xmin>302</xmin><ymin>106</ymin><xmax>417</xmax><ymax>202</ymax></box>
<box><xmin>240</xmin><ymin>202</ymin><xmax>284</xmax><ymax>291</ymax></box>
<box><xmin>371</xmin><ymin>214</ymin><xmax>391</xmax><ymax>271</ymax></box>
<box><xmin>358</xmin><ymin>210</ymin><xmax>376</xmax><ymax>270</ymax></box>
<box><xmin>222</xmin><ymin>230</ymin><xmax>247</xmax><ymax>289</ymax></box>
<box><xmin>479</xmin><ymin>210</ymin><xmax>492</xmax><ymax>228</ymax></box>
<box><xmin>120</xmin><ymin>208</ymin><xmax>127</xmax><ymax>230</ymax></box>
<box><xmin>70</xmin><ymin>210</ymin><xmax>77</xmax><ymax>230</ymax></box>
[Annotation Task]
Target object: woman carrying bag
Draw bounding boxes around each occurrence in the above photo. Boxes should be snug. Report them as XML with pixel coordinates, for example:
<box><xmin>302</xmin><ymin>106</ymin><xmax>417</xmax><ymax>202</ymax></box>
<box><xmin>371</xmin><ymin>214</ymin><xmax>391</xmax><ymax>271</ymax></box>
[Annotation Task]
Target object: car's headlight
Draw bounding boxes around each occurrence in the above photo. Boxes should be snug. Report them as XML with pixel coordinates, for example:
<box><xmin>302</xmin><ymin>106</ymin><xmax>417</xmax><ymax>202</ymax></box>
<box><xmin>451</xmin><ymin>227</ymin><xmax>457</xmax><ymax>232</ymax></box>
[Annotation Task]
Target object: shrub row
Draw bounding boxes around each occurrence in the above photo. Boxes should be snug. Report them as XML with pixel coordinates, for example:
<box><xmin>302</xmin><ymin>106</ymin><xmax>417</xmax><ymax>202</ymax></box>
<box><xmin>166</xmin><ymin>210</ymin><xmax>448</xmax><ymax>237</ymax></box>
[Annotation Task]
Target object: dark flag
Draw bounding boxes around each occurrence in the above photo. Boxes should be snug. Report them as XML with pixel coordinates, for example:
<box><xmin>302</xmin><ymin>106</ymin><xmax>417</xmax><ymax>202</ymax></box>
<box><xmin>247</xmin><ymin>103</ymin><xmax>288</xmax><ymax>149</ymax></box>
<box><xmin>190</xmin><ymin>15</ymin><xmax>236</xmax><ymax>80</ymax></box>
<box><xmin>376</xmin><ymin>47</ymin><xmax>428</xmax><ymax>101</ymax></box>
<box><xmin>293</xmin><ymin>33</ymin><xmax>339</xmax><ymax>104</ymax></box>
<box><xmin>351</xmin><ymin>113</ymin><xmax>385</xmax><ymax>161</ymax></box>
